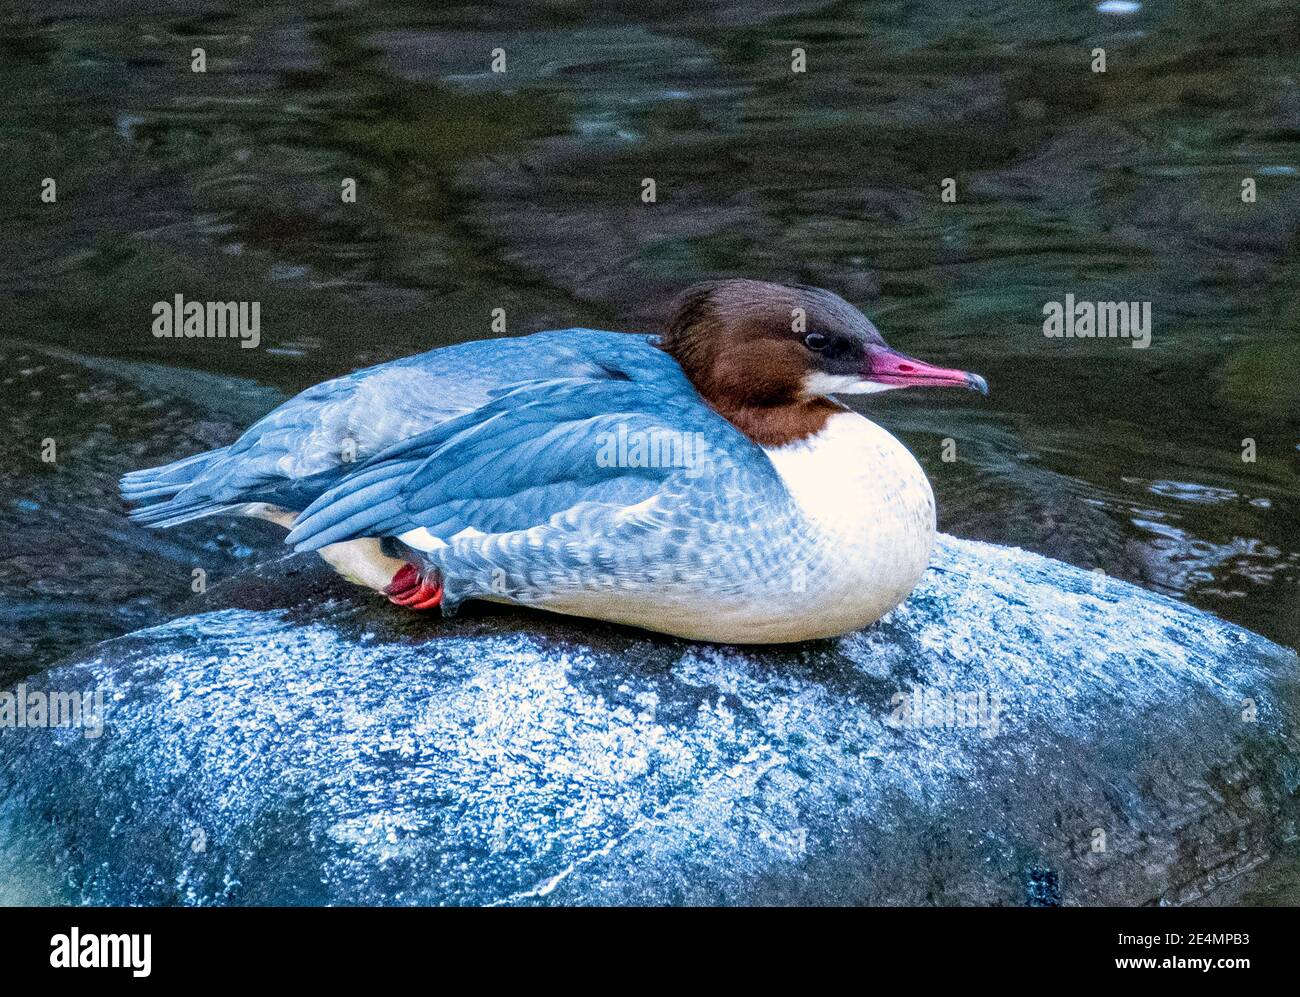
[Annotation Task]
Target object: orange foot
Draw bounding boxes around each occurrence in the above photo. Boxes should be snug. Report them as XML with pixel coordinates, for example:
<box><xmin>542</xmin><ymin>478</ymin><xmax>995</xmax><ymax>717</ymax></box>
<box><xmin>384</xmin><ymin>563</ymin><xmax>444</xmax><ymax>610</ymax></box>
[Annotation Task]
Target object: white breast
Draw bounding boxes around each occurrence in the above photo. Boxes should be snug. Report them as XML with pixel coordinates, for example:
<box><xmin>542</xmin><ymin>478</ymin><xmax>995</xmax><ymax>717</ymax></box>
<box><xmin>537</xmin><ymin>411</ymin><xmax>938</xmax><ymax>644</ymax></box>
<box><xmin>759</xmin><ymin>410</ymin><xmax>936</xmax><ymax>639</ymax></box>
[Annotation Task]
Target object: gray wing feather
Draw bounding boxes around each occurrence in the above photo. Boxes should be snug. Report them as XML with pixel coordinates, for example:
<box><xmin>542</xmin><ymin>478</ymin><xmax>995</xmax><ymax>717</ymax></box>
<box><xmin>286</xmin><ymin>377</ymin><xmax>765</xmax><ymax>552</ymax></box>
<box><xmin>122</xmin><ymin>330</ymin><xmax>679</xmax><ymax>526</ymax></box>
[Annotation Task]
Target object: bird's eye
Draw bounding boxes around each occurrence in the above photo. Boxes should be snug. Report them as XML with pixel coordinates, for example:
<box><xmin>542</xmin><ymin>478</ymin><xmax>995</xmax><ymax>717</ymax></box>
<box><xmin>804</xmin><ymin>332</ymin><xmax>829</xmax><ymax>351</ymax></box>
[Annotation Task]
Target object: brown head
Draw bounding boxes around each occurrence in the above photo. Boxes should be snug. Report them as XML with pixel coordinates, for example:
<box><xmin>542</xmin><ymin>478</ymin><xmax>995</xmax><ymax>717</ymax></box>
<box><xmin>660</xmin><ymin>279</ymin><xmax>987</xmax><ymax>447</ymax></box>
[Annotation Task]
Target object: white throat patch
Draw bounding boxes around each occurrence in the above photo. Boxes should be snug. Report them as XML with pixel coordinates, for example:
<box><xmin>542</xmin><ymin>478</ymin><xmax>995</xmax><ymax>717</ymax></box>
<box><xmin>802</xmin><ymin>372</ymin><xmax>897</xmax><ymax>396</ymax></box>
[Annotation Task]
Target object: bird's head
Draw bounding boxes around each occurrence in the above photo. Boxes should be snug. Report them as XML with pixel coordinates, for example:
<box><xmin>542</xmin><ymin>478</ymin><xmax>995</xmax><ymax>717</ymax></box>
<box><xmin>660</xmin><ymin>279</ymin><xmax>986</xmax><ymax>445</ymax></box>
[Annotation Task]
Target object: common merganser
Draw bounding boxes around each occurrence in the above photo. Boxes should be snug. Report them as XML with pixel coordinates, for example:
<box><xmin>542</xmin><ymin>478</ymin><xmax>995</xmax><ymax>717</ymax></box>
<box><xmin>122</xmin><ymin>280</ymin><xmax>986</xmax><ymax>643</ymax></box>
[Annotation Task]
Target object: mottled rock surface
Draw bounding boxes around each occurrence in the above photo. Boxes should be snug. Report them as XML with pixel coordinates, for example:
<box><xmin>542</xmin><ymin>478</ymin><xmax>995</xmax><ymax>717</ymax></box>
<box><xmin>1</xmin><ymin>536</ymin><xmax>1295</xmax><ymax>906</ymax></box>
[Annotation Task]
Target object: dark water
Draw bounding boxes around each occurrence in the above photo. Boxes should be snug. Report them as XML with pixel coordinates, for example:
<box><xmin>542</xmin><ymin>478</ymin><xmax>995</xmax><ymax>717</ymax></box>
<box><xmin>1</xmin><ymin>0</ymin><xmax>1298</xmax><ymax>676</ymax></box>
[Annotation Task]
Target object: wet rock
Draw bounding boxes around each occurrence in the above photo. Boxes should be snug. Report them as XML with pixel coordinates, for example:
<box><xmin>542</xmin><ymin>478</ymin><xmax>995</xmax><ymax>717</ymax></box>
<box><xmin>0</xmin><ymin>535</ymin><xmax>1295</xmax><ymax>906</ymax></box>
<box><xmin>0</xmin><ymin>341</ymin><xmax>284</xmax><ymax>682</ymax></box>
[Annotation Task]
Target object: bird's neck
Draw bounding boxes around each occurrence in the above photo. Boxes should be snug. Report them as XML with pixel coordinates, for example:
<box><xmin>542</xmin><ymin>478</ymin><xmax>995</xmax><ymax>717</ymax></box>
<box><xmin>705</xmin><ymin>395</ymin><xmax>844</xmax><ymax>448</ymax></box>
<box><xmin>659</xmin><ymin>336</ymin><xmax>838</xmax><ymax>447</ymax></box>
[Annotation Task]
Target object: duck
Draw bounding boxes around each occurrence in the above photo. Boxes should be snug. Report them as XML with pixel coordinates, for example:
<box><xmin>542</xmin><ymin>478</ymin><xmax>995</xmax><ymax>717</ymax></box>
<box><xmin>121</xmin><ymin>279</ymin><xmax>986</xmax><ymax>643</ymax></box>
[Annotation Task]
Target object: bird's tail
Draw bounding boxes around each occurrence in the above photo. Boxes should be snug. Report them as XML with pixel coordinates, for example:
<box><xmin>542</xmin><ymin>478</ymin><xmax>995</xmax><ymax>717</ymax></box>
<box><xmin>120</xmin><ymin>447</ymin><xmax>240</xmax><ymax>528</ymax></box>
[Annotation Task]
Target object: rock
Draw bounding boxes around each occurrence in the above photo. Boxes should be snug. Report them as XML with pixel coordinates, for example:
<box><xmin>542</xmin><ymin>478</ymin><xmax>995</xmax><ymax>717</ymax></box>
<box><xmin>0</xmin><ymin>536</ymin><xmax>1296</xmax><ymax>906</ymax></box>
<box><xmin>0</xmin><ymin>339</ymin><xmax>286</xmax><ymax>680</ymax></box>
